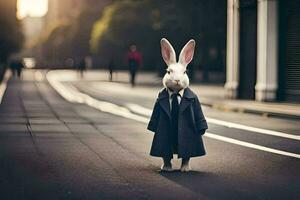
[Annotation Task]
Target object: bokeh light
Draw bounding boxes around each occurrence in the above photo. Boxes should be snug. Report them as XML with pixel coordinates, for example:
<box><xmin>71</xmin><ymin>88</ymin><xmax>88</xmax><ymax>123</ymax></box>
<box><xmin>17</xmin><ymin>0</ymin><xmax>48</xmax><ymax>19</ymax></box>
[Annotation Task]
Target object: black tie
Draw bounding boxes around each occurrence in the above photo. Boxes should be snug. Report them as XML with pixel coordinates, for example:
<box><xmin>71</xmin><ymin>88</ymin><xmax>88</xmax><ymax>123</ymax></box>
<box><xmin>171</xmin><ymin>93</ymin><xmax>179</xmax><ymax>153</ymax></box>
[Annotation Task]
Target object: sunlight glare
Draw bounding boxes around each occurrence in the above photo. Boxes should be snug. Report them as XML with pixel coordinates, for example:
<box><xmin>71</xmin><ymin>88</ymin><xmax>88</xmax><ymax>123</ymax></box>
<box><xmin>17</xmin><ymin>0</ymin><xmax>48</xmax><ymax>19</ymax></box>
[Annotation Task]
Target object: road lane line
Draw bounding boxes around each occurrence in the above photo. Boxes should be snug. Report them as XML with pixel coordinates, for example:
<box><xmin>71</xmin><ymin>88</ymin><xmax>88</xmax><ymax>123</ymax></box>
<box><xmin>0</xmin><ymin>70</ymin><xmax>12</xmax><ymax>104</ymax></box>
<box><xmin>125</xmin><ymin>103</ymin><xmax>300</xmax><ymax>141</ymax></box>
<box><xmin>47</xmin><ymin>72</ymin><xmax>149</xmax><ymax>123</ymax></box>
<box><xmin>205</xmin><ymin>133</ymin><xmax>300</xmax><ymax>159</ymax></box>
<box><xmin>46</xmin><ymin>71</ymin><xmax>300</xmax><ymax>159</ymax></box>
<box><xmin>205</xmin><ymin>117</ymin><xmax>300</xmax><ymax>140</ymax></box>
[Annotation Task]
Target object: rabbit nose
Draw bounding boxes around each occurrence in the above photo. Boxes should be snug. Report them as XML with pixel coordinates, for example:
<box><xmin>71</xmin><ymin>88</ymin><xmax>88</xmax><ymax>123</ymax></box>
<box><xmin>175</xmin><ymin>79</ymin><xmax>180</xmax><ymax>83</ymax></box>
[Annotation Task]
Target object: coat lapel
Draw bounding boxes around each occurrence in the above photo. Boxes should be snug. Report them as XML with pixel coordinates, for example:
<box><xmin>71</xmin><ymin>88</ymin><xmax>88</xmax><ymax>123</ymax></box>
<box><xmin>179</xmin><ymin>88</ymin><xmax>197</xmax><ymax>114</ymax></box>
<box><xmin>158</xmin><ymin>88</ymin><xmax>171</xmax><ymax>119</ymax></box>
<box><xmin>179</xmin><ymin>97</ymin><xmax>191</xmax><ymax>114</ymax></box>
<box><xmin>158</xmin><ymin>87</ymin><xmax>197</xmax><ymax>117</ymax></box>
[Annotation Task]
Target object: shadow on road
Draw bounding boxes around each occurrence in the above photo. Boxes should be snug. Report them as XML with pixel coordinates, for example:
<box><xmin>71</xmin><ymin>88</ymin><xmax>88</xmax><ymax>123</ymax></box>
<box><xmin>159</xmin><ymin>170</ymin><xmax>255</xmax><ymax>200</ymax></box>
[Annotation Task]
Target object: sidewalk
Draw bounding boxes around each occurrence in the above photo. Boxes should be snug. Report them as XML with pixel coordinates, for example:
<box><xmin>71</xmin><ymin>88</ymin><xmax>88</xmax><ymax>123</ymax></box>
<box><xmin>80</xmin><ymin>70</ymin><xmax>300</xmax><ymax>120</ymax></box>
<box><xmin>196</xmin><ymin>89</ymin><xmax>300</xmax><ymax>120</ymax></box>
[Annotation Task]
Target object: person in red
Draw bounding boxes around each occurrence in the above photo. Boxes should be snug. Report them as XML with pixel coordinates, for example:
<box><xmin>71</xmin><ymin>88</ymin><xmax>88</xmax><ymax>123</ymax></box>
<box><xmin>127</xmin><ymin>44</ymin><xmax>142</xmax><ymax>87</ymax></box>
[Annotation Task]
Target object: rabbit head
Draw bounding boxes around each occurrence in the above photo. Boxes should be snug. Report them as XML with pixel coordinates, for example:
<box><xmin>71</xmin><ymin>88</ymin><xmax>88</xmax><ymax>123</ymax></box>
<box><xmin>161</xmin><ymin>38</ymin><xmax>195</xmax><ymax>92</ymax></box>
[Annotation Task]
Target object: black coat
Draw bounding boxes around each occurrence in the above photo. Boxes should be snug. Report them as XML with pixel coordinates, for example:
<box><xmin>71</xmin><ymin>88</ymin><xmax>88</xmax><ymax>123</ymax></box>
<box><xmin>147</xmin><ymin>87</ymin><xmax>208</xmax><ymax>159</ymax></box>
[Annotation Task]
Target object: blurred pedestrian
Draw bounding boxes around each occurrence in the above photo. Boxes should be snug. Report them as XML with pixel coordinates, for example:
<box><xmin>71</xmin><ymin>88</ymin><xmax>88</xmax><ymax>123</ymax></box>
<box><xmin>108</xmin><ymin>59</ymin><xmax>114</xmax><ymax>82</ymax></box>
<box><xmin>78</xmin><ymin>58</ymin><xmax>86</xmax><ymax>78</ymax></box>
<box><xmin>127</xmin><ymin>44</ymin><xmax>142</xmax><ymax>87</ymax></box>
<box><xmin>9</xmin><ymin>58</ymin><xmax>24</xmax><ymax>79</ymax></box>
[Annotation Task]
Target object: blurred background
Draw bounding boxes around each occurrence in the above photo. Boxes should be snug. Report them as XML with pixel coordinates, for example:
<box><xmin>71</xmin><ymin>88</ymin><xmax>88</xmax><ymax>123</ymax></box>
<box><xmin>0</xmin><ymin>2</ymin><xmax>300</xmax><ymax>199</ymax></box>
<box><xmin>0</xmin><ymin>0</ymin><xmax>299</xmax><ymax>102</ymax></box>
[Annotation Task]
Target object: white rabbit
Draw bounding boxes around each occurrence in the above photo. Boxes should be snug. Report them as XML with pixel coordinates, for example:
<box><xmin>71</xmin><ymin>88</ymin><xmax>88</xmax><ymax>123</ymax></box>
<box><xmin>160</xmin><ymin>38</ymin><xmax>196</xmax><ymax>172</ymax></box>
<box><xmin>148</xmin><ymin>38</ymin><xmax>207</xmax><ymax>173</ymax></box>
<box><xmin>161</xmin><ymin>38</ymin><xmax>195</xmax><ymax>92</ymax></box>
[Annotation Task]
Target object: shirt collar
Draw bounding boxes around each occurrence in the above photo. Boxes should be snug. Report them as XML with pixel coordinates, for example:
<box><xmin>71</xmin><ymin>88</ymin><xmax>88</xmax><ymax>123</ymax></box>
<box><xmin>158</xmin><ymin>87</ymin><xmax>196</xmax><ymax>100</ymax></box>
<box><xmin>167</xmin><ymin>88</ymin><xmax>184</xmax><ymax>97</ymax></box>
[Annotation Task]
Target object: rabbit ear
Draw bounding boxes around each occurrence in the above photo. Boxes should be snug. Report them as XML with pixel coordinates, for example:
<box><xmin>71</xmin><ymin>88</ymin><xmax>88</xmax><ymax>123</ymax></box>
<box><xmin>161</xmin><ymin>38</ymin><xmax>176</xmax><ymax>66</ymax></box>
<box><xmin>179</xmin><ymin>39</ymin><xmax>195</xmax><ymax>67</ymax></box>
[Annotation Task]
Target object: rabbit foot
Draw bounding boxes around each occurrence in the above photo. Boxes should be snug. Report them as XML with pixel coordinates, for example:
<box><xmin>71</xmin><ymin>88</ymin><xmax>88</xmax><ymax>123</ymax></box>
<box><xmin>180</xmin><ymin>159</ymin><xmax>191</xmax><ymax>172</ymax></box>
<box><xmin>161</xmin><ymin>162</ymin><xmax>172</xmax><ymax>172</ymax></box>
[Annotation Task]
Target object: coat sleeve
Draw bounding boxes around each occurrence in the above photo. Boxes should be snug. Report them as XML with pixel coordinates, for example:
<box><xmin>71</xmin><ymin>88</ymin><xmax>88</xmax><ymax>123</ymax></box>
<box><xmin>147</xmin><ymin>99</ymin><xmax>160</xmax><ymax>132</ymax></box>
<box><xmin>193</xmin><ymin>97</ymin><xmax>208</xmax><ymax>135</ymax></box>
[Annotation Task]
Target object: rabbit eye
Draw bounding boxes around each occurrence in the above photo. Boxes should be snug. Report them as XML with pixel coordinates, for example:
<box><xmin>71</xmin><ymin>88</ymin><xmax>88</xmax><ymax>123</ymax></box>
<box><xmin>167</xmin><ymin>70</ymin><xmax>171</xmax><ymax>74</ymax></box>
<box><xmin>184</xmin><ymin>70</ymin><xmax>187</xmax><ymax>74</ymax></box>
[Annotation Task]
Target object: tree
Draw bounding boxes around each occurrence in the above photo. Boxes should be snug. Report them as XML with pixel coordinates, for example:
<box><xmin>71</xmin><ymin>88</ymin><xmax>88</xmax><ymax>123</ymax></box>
<box><xmin>90</xmin><ymin>0</ymin><xmax>227</xmax><ymax>72</ymax></box>
<box><xmin>38</xmin><ymin>0</ymin><xmax>111</xmax><ymax>68</ymax></box>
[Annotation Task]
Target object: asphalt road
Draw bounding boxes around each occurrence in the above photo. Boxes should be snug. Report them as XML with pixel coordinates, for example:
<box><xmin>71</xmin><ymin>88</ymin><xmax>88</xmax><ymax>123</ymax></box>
<box><xmin>0</xmin><ymin>70</ymin><xmax>299</xmax><ymax>200</ymax></box>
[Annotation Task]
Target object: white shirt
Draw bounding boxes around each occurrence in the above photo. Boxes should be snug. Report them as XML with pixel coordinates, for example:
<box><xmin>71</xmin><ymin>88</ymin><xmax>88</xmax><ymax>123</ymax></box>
<box><xmin>168</xmin><ymin>89</ymin><xmax>184</xmax><ymax>110</ymax></box>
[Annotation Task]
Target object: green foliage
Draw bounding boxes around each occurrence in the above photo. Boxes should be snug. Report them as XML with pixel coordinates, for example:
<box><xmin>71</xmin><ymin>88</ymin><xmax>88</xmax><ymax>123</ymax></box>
<box><xmin>90</xmin><ymin>0</ymin><xmax>160</xmax><ymax>69</ymax></box>
<box><xmin>39</xmin><ymin>2</ymin><xmax>109</xmax><ymax>67</ymax></box>
<box><xmin>90</xmin><ymin>4</ymin><xmax>116</xmax><ymax>53</ymax></box>
<box><xmin>39</xmin><ymin>0</ymin><xmax>226</xmax><ymax>70</ymax></box>
<box><xmin>90</xmin><ymin>0</ymin><xmax>227</xmax><ymax>70</ymax></box>
<box><xmin>40</xmin><ymin>20</ymin><xmax>77</xmax><ymax>66</ymax></box>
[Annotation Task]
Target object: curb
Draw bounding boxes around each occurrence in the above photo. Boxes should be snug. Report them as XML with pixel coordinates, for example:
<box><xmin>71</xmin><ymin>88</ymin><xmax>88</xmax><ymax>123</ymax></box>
<box><xmin>201</xmin><ymin>100</ymin><xmax>300</xmax><ymax>120</ymax></box>
<box><xmin>0</xmin><ymin>69</ymin><xmax>11</xmax><ymax>104</ymax></box>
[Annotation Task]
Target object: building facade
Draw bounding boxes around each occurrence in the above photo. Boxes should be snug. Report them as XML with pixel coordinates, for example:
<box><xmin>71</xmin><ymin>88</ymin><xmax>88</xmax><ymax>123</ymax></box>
<box><xmin>225</xmin><ymin>0</ymin><xmax>300</xmax><ymax>102</ymax></box>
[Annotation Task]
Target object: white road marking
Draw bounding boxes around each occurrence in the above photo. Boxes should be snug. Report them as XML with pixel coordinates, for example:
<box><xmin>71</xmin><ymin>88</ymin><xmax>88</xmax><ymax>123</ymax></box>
<box><xmin>46</xmin><ymin>70</ymin><xmax>300</xmax><ymax>159</ymax></box>
<box><xmin>0</xmin><ymin>70</ymin><xmax>12</xmax><ymax>104</ymax></box>
<box><xmin>47</xmin><ymin>71</ymin><xmax>149</xmax><ymax>123</ymax></box>
<box><xmin>205</xmin><ymin>117</ymin><xmax>300</xmax><ymax>140</ymax></box>
<box><xmin>205</xmin><ymin>133</ymin><xmax>300</xmax><ymax>159</ymax></box>
<box><xmin>126</xmin><ymin>103</ymin><xmax>300</xmax><ymax>141</ymax></box>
